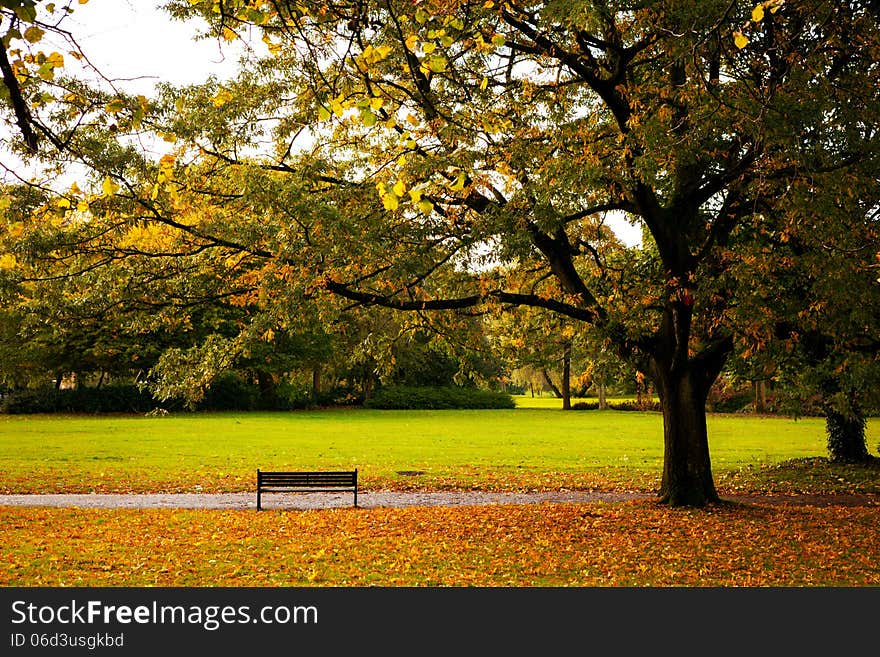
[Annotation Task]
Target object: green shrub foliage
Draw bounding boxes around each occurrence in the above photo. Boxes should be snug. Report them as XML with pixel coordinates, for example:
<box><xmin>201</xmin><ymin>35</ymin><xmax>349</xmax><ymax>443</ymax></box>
<box><xmin>0</xmin><ymin>386</ymin><xmax>164</xmax><ymax>414</ymax></box>
<box><xmin>825</xmin><ymin>407</ymin><xmax>869</xmax><ymax>463</ymax></box>
<box><xmin>364</xmin><ymin>386</ymin><xmax>515</xmax><ymax>410</ymax></box>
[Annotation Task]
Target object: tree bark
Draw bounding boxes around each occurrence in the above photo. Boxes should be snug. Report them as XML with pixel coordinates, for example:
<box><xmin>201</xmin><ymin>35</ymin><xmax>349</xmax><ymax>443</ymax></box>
<box><xmin>753</xmin><ymin>380</ymin><xmax>767</xmax><ymax>414</ymax></box>
<box><xmin>561</xmin><ymin>341</ymin><xmax>572</xmax><ymax>410</ymax></box>
<box><xmin>541</xmin><ymin>367</ymin><xmax>563</xmax><ymax>398</ymax></box>
<box><xmin>311</xmin><ymin>366</ymin><xmax>321</xmax><ymax>402</ymax></box>
<box><xmin>597</xmin><ymin>382</ymin><xmax>607</xmax><ymax>410</ymax></box>
<box><xmin>653</xmin><ymin>366</ymin><xmax>719</xmax><ymax>506</ymax></box>
<box><xmin>647</xmin><ymin>304</ymin><xmax>732</xmax><ymax>507</ymax></box>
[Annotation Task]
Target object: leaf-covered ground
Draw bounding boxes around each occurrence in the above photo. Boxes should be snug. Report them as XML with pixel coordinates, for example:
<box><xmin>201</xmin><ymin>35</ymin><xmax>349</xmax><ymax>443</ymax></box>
<box><xmin>3</xmin><ymin>501</ymin><xmax>878</xmax><ymax>586</ymax></box>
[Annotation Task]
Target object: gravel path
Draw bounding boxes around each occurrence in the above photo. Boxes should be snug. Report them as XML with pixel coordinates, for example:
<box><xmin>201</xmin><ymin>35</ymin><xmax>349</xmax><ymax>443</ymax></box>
<box><xmin>0</xmin><ymin>491</ymin><xmax>651</xmax><ymax>510</ymax></box>
<box><xmin>1</xmin><ymin>491</ymin><xmax>877</xmax><ymax>510</ymax></box>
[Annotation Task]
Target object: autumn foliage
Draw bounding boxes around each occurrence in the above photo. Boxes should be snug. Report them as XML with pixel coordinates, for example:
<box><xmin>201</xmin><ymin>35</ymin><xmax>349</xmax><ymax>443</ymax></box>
<box><xmin>2</xmin><ymin>501</ymin><xmax>878</xmax><ymax>587</ymax></box>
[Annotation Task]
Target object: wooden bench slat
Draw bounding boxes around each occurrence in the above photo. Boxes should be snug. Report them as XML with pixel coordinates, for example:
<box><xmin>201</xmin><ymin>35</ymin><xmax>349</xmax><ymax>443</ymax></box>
<box><xmin>256</xmin><ymin>469</ymin><xmax>358</xmax><ymax>510</ymax></box>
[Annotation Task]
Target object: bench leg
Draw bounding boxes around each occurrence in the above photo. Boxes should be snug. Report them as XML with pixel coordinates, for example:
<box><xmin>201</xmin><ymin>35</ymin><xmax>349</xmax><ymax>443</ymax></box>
<box><xmin>257</xmin><ymin>488</ymin><xmax>261</xmax><ymax>511</ymax></box>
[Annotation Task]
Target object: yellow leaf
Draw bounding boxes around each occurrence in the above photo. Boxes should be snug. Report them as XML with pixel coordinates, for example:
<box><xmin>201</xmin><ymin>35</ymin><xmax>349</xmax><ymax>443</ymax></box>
<box><xmin>480</xmin><ymin>77</ymin><xmax>488</xmax><ymax>91</ymax></box>
<box><xmin>393</xmin><ymin>180</ymin><xmax>406</xmax><ymax>197</ymax></box>
<box><xmin>425</xmin><ymin>55</ymin><xmax>447</xmax><ymax>73</ymax></box>
<box><xmin>211</xmin><ymin>88</ymin><xmax>233</xmax><ymax>107</ymax></box>
<box><xmin>408</xmin><ymin>189</ymin><xmax>422</xmax><ymax>203</ymax></box>
<box><xmin>57</xmin><ymin>198</ymin><xmax>71</xmax><ymax>209</ymax></box>
<box><xmin>369</xmin><ymin>96</ymin><xmax>384</xmax><ymax>111</ymax></box>
<box><xmin>405</xmin><ymin>35</ymin><xmax>418</xmax><ymax>50</ymax></box>
<box><xmin>752</xmin><ymin>5</ymin><xmax>765</xmax><ymax>22</ymax></box>
<box><xmin>102</xmin><ymin>177</ymin><xmax>120</xmax><ymax>197</ymax></box>
<box><xmin>0</xmin><ymin>254</ymin><xmax>17</xmax><ymax>270</ymax></box>
<box><xmin>382</xmin><ymin>193</ymin><xmax>399</xmax><ymax>211</ymax></box>
<box><xmin>734</xmin><ymin>31</ymin><xmax>749</xmax><ymax>49</ymax></box>
<box><xmin>418</xmin><ymin>200</ymin><xmax>433</xmax><ymax>214</ymax></box>
<box><xmin>262</xmin><ymin>32</ymin><xmax>281</xmax><ymax>55</ymax></box>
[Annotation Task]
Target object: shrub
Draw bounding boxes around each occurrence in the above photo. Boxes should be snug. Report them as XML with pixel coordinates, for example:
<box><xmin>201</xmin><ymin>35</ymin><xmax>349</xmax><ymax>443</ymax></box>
<box><xmin>0</xmin><ymin>385</ymin><xmax>162</xmax><ymax>414</ymax></box>
<box><xmin>196</xmin><ymin>372</ymin><xmax>260</xmax><ymax>411</ymax></box>
<box><xmin>276</xmin><ymin>381</ymin><xmax>363</xmax><ymax>410</ymax></box>
<box><xmin>364</xmin><ymin>386</ymin><xmax>515</xmax><ymax>410</ymax></box>
<box><xmin>571</xmin><ymin>401</ymin><xmax>599</xmax><ymax>410</ymax></box>
<box><xmin>608</xmin><ymin>400</ymin><xmax>663</xmax><ymax>412</ymax></box>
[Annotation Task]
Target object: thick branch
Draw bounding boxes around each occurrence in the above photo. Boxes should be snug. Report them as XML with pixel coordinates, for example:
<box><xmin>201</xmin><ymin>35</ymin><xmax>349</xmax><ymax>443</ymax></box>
<box><xmin>324</xmin><ymin>278</ymin><xmax>602</xmax><ymax>323</ymax></box>
<box><xmin>0</xmin><ymin>39</ymin><xmax>38</xmax><ymax>152</ymax></box>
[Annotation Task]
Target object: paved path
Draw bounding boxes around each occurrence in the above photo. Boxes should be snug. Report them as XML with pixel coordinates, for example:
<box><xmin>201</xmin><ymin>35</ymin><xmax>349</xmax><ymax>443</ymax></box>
<box><xmin>1</xmin><ymin>491</ymin><xmax>877</xmax><ymax>510</ymax></box>
<box><xmin>0</xmin><ymin>491</ymin><xmax>652</xmax><ymax>510</ymax></box>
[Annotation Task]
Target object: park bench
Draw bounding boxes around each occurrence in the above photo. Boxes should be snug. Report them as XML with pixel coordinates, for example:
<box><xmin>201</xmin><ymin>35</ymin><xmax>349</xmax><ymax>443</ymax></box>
<box><xmin>256</xmin><ymin>469</ymin><xmax>358</xmax><ymax>510</ymax></box>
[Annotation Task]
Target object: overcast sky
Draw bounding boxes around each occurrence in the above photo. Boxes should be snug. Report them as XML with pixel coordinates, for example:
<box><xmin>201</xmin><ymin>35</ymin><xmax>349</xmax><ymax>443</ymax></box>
<box><xmin>67</xmin><ymin>0</ymin><xmax>241</xmax><ymax>93</ymax></box>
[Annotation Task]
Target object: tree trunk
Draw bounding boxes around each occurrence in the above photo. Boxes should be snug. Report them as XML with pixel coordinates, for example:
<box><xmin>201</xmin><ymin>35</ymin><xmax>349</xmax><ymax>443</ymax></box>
<box><xmin>561</xmin><ymin>341</ymin><xmax>572</xmax><ymax>410</ymax></box>
<box><xmin>753</xmin><ymin>380</ymin><xmax>767</xmax><ymax>414</ymax></box>
<box><xmin>653</xmin><ymin>366</ymin><xmax>719</xmax><ymax>506</ymax></box>
<box><xmin>311</xmin><ymin>365</ymin><xmax>321</xmax><ymax>402</ymax></box>
<box><xmin>256</xmin><ymin>371</ymin><xmax>276</xmax><ymax>409</ymax></box>
<box><xmin>541</xmin><ymin>367</ymin><xmax>562</xmax><ymax>398</ymax></box>
<box><xmin>597</xmin><ymin>382</ymin><xmax>607</xmax><ymax>410</ymax></box>
<box><xmin>647</xmin><ymin>303</ymin><xmax>731</xmax><ymax>507</ymax></box>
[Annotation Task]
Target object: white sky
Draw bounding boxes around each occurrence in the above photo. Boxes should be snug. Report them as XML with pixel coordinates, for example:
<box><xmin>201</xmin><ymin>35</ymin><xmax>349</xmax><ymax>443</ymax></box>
<box><xmin>66</xmin><ymin>0</ymin><xmax>241</xmax><ymax>93</ymax></box>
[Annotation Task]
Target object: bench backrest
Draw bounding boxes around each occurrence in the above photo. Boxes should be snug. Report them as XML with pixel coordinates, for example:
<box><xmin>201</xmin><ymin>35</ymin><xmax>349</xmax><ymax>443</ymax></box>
<box><xmin>258</xmin><ymin>470</ymin><xmax>357</xmax><ymax>488</ymax></box>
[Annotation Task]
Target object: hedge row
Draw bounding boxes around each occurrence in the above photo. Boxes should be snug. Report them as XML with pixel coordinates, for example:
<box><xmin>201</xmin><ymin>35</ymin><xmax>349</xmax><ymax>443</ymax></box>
<box><xmin>0</xmin><ymin>383</ymin><xmax>511</xmax><ymax>414</ymax></box>
<box><xmin>0</xmin><ymin>386</ymin><xmax>164</xmax><ymax>415</ymax></box>
<box><xmin>571</xmin><ymin>400</ymin><xmax>663</xmax><ymax>412</ymax></box>
<box><xmin>364</xmin><ymin>386</ymin><xmax>516</xmax><ymax>410</ymax></box>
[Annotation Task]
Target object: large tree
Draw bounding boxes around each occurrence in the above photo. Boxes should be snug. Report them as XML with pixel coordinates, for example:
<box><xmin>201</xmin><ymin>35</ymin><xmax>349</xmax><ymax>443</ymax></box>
<box><xmin>4</xmin><ymin>1</ymin><xmax>879</xmax><ymax>505</ymax></box>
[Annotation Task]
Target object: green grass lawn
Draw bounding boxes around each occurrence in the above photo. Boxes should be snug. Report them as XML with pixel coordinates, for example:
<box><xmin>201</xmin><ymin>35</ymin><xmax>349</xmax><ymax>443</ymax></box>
<box><xmin>1</xmin><ymin>407</ymin><xmax>877</xmax><ymax>494</ymax></box>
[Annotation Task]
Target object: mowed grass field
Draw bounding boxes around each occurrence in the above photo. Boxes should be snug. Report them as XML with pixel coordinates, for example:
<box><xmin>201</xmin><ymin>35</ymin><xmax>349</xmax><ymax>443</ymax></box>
<box><xmin>2</xmin><ymin>405</ymin><xmax>880</xmax><ymax>586</ymax></box>
<box><xmin>0</xmin><ymin>404</ymin><xmax>878</xmax><ymax>494</ymax></box>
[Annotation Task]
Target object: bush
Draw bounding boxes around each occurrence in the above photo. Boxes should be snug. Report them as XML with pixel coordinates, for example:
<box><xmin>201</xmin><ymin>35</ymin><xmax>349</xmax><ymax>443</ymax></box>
<box><xmin>608</xmin><ymin>399</ymin><xmax>663</xmax><ymax>412</ymax></box>
<box><xmin>0</xmin><ymin>385</ymin><xmax>163</xmax><ymax>414</ymax></box>
<box><xmin>364</xmin><ymin>386</ymin><xmax>516</xmax><ymax>410</ymax></box>
<box><xmin>196</xmin><ymin>372</ymin><xmax>260</xmax><ymax>411</ymax></box>
<box><xmin>276</xmin><ymin>381</ymin><xmax>363</xmax><ymax>410</ymax></box>
<box><xmin>571</xmin><ymin>401</ymin><xmax>599</xmax><ymax>410</ymax></box>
